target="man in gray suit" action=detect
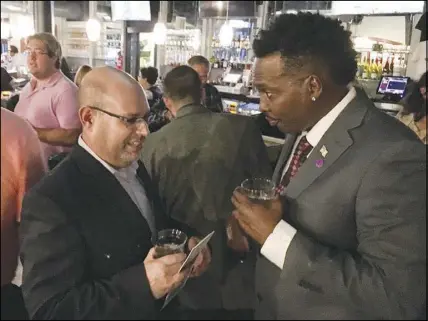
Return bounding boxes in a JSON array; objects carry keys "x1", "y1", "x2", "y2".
[
  {"x1": 142, "y1": 65, "x2": 272, "y2": 319},
  {"x1": 231, "y1": 12, "x2": 426, "y2": 319}
]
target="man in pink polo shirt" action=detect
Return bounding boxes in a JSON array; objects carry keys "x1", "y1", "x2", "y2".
[{"x1": 15, "y1": 32, "x2": 81, "y2": 164}]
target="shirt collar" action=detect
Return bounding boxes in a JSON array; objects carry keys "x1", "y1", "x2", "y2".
[
  {"x1": 306, "y1": 86, "x2": 357, "y2": 147},
  {"x1": 78, "y1": 136, "x2": 139, "y2": 179},
  {"x1": 29, "y1": 70, "x2": 63, "y2": 92}
]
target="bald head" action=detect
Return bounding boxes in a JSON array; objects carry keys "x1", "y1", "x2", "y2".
[
  {"x1": 78, "y1": 66, "x2": 150, "y2": 169},
  {"x1": 78, "y1": 66, "x2": 145, "y2": 111}
]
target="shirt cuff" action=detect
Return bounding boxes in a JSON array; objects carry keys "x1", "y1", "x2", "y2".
[{"x1": 260, "y1": 220, "x2": 297, "y2": 270}]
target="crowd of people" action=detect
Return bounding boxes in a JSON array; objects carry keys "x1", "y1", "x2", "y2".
[{"x1": 1, "y1": 12, "x2": 426, "y2": 320}]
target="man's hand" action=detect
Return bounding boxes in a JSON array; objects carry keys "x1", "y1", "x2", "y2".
[
  {"x1": 231, "y1": 189, "x2": 283, "y2": 245},
  {"x1": 187, "y1": 236, "x2": 211, "y2": 278},
  {"x1": 144, "y1": 247, "x2": 187, "y2": 299}
]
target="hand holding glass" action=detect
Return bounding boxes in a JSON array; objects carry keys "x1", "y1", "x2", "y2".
[
  {"x1": 238, "y1": 178, "x2": 277, "y2": 208},
  {"x1": 154, "y1": 229, "x2": 188, "y2": 259}
]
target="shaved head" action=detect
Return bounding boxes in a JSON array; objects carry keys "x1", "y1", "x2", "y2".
[
  {"x1": 79, "y1": 66, "x2": 143, "y2": 111},
  {"x1": 78, "y1": 66, "x2": 150, "y2": 169}
]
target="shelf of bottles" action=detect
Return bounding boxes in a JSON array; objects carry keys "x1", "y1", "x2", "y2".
[
  {"x1": 164, "y1": 30, "x2": 200, "y2": 66},
  {"x1": 211, "y1": 30, "x2": 252, "y2": 68},
  {"x1": 355, "y1": 44, "x2": 410, "y2": 81},
  {"x1": 64, "y1": 22, "x2": 122, "y2": 61}
]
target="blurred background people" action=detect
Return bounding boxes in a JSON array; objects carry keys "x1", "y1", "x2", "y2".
[
  {"x1": 60, "y1": 57, "x2": 73, "y2": 81},
  {"x1": 1, "y1": 108, "x2": 46, "y2": 320},
  {"x1": 142, "y1": 65, "x2": 271, "y2": 320},
  {"x1": 138, "y1": 66, "x2": 162, "y2": 108},
  {"x1": 397, "y1": 71, "x2": 427, "y2": 143},
  {"x1": 148, "y1": 55, "x2": 224, "y2": 133},
  {"x1": 4, "y1": 45, "x2": 26, "y2": 72},
  {"x1": 188, "y1": 55, "x2": 223, "y2": 113},
  {"x1": 14, "y1": 32, "x2": 81, "y2": 165},
  {"x1": 1, "y1": 66, "x2": 14, "y2": 92},
  {"x1": 74, "y1": 64, "x2": 93, "y2": 88}
]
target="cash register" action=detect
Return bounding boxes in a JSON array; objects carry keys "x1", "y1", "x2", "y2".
[
  {"x1": 373, "y1": 76, "x2": 409, "y2": 114},
  {"x1": 214, "y1": 70, "x2": 248, "y2": 95}
]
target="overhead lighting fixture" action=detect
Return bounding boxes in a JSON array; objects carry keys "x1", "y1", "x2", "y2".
[
  {"x1": 216, "y1": 1, "x2": 223, "y2": 10},
  {"x1": 219, "y1": 1, "x2": 233, "y2": 47},
  {"x1": 275, "y1": 11, "x2": 282, "y2": 15},
  {"x1": 153, "y1": 22, "x2": 167, "y2": 45},
  {"x1": 286, "y1": 10, "x2": 298, "y2": 14},
  {"x1": 86, "y1": 18, "x2": 101, "y2": 41}
]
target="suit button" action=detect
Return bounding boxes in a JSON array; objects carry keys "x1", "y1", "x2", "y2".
[
  {"x1": 105, "y1": 254, "x2": 111, "y2": 259},
  {"x1": 136, "y1": 244, "x2": 141, "y2": 248}
]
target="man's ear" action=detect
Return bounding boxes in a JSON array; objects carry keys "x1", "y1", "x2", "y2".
[
  {"x1": 163, "y1": 97, "x2": 172, "y2": 111},
  {"x1": 79, "y1": 106, "x2": 94, "y2": 128}
]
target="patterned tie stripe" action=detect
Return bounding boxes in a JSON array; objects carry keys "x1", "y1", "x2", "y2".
[{"x1": 277, "y1": 135, "x2": 313, "y2": 194}]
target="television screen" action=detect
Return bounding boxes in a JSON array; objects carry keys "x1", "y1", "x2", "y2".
[
  {"x1": 200, "y1": 1, "x2": 256, "y2": 18},
  {"x1": 111, "y1": 1, "x2": 151, "y2": 21}
]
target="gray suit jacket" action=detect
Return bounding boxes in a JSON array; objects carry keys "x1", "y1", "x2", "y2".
[
  {"x1": 256, "y1": 91, "x2": 426, "y2": 319},
  {"x1": 142, "y1": 104, "x2": 272, "y2": 310}
]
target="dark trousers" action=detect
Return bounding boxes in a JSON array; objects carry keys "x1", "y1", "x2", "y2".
[{"x1": 1, "y1": 283, "x2": 29, "y2": 320}]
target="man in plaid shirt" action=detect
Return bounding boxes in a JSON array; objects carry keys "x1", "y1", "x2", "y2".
[{"x1": 148, "y1": 56, "x2": 223, "y2": 132}]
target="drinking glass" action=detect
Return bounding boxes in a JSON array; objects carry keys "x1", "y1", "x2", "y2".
[
  {"x1": 239, "y1": 178, "x2": 277, "y2": 208},
  {"x1": 154, "y1": 229, "x2": 188, "y2": 259}
]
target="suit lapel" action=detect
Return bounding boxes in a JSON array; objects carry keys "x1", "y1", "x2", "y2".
[
  {"x1": 273, "y1": 133, "x2": 297, "y2": 185},
  {"x1": 70, "y1": 146, "x2": 154, "y2": 235},
  {"x1": 285, "y1": 93, "x2": 370, "y2": 199}
]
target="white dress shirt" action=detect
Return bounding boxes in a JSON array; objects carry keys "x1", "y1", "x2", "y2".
[
  {"x1": 261, "y1": 87, "x2": 357, "y2": 269},
  {"x1": 78, "y1": 136, "x2": 156, "y2": 233}
]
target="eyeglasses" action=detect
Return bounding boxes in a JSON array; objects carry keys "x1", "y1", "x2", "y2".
[
  {"x1": 24, "y1": 48, "x2": 49, "y2": 56},
  {"x1": 89, "y1": 106, "x2": 149, "y2": 129}
]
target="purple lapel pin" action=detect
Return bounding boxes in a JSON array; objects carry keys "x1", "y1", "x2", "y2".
[{"x1": 315, "y1": 159, "x2": 324, "y2": 168}]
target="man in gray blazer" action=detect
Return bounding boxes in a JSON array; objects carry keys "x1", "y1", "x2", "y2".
[
  {"x1": 142, "y1": 65, "x2": 272, "y2": 319},
  {"x1": 231, "y1": 12, "x2": 426, "y2": 319}
]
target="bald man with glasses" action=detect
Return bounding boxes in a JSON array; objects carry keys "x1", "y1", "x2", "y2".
[{"x1": 19, "y1": 66, "x2": 211, "y2": 320}]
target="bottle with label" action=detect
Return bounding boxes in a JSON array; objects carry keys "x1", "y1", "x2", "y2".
[{"x1": 383, "y1": 58, "x2": 390, "y2": 75}]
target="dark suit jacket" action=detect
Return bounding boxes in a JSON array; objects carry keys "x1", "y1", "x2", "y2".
[
  {"x1": 256, "y1": 91, "x2": 426, "y2": 319},
  {"x1": 19, "y1": 145, "x2": 184, "y2": 320},
  {"x1": 142, "y1": 104, "x2": 272, "y2": 310}
]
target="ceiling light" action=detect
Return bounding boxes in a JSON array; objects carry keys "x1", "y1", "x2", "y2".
[
  {"x1": 153, "y1": 22, "x2": 167, "y2": 45},
  {"x1": 86, "y1": 18, "x2": 101, "y2": 41}
]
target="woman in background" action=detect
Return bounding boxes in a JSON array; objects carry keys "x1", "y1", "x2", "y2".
[
  {"x1": 74, "y1": 65, "x2": 92, "y2": 88},
  {"x1": 138, "y1": 67, "x2": 162, "y2": 108},
  {"x1": 397, "y1": 71, "x2": 427, "y2": 144}
]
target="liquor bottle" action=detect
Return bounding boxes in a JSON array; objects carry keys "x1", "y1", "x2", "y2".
[
  {"x1": 389, "y1": 54, "x2": 395, "y2": 74},
  {"x1": 244, "y1": 36, "x2": 251, "y2": 50},
  {"x1": 383, "y1": 58, "x2": 390, "y2": 75}
]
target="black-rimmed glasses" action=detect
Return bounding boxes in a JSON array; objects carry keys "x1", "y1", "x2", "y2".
[{"x1": 89, "y1": 106, "x2": 149, "y2": 128}]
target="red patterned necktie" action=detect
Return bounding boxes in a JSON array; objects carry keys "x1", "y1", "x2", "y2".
[{"x1": 279, "y1": 135, "x2": 313, "y2": 189}]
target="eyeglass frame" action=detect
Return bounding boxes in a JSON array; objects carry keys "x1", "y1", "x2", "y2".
[
  {"x1": 24, "y1": 48, "x2": 51, "y2": 57},
  {"x1": 88, "y1": 106, "x2": 149, "y2": 129}
]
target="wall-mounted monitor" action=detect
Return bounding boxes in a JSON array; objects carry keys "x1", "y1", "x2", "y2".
[{"x1": 111, "y1": 1, "x2": 151, "y2": 21}]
